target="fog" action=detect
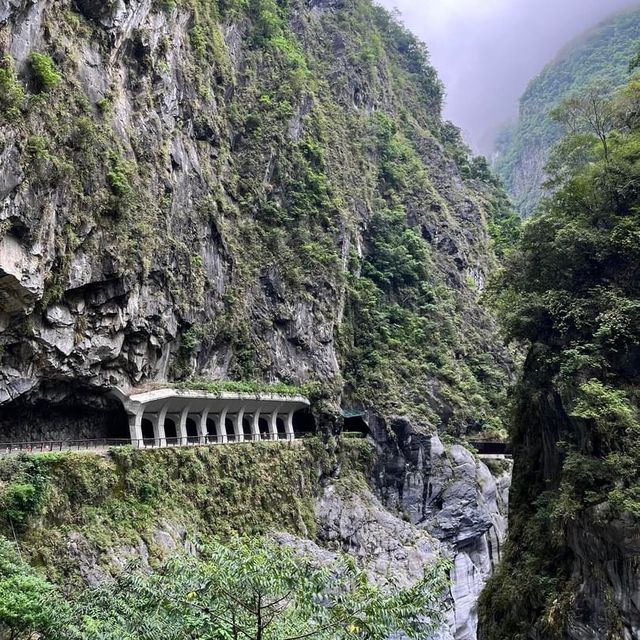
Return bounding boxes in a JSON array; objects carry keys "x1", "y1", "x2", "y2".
[{"x1": 377, "y1": 0, "x2": 640, "y2": 153}]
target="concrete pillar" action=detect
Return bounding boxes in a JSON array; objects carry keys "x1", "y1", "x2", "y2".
[
  {"x1": 148, "y1": 413, "x2": 159, "y2": 448},
  {"x1": 219, "y1": 407, "x2": 228, "y2": 444},
  {"x1": 198, "y1": 407, "x2": 210, "y2": 445},
  {"x1": 233, "y1": 407, "x2": 245, "y2": 443},
  {"x1": 128, "y1": 408, "x2": 144, "y2": 448},
  {"x1": 251, "y1": 408, "x2": 261, "y2": 442},
  {"x1": 285, "y1": 409, "x2": 295, "y2": 441},
  {"x1": 177, "y1": 405, "x2": 190, "y2": 446},
  {"x1": 268, "y1": 406, "x2": 280, "y2": 441},
  {"x1": 157, "y1": 403, "x2": 169, "y2": 447}
]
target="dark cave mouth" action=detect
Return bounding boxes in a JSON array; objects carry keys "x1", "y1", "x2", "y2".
[{"x1": 0, "y1": 381, "x2": 129, "y2": 443}]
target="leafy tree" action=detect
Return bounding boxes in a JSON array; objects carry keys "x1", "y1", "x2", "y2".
[
  {"x1": 62, "y1": 537, "x2": 450, "y2": 640},
  {"x1": 550, "y1": 84, "x2": 616, "y2": 161},
  {"x1": 481, "y1": 67, "x2": 640, "y2": 639},
  {"x1": 0, "y1": 537, "x2": 63, "y2": 640}
]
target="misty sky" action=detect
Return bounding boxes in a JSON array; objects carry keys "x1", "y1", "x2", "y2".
[{"x1": 378, "y1": 0, "x2": 640, "y2": 153}]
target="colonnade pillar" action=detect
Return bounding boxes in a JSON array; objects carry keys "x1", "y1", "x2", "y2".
[
  {"x1": 251, "y1": 410, "x2": 261, "y2": 441},
  {"x1": 285, "y1": 409, "x2": 295, "y2": 440},
  {"x1": 177, "y1": 405, "x2": 190, "y2": 445},
  {"x1": 128, "y1": 400, "x2": 302, "y2": 447},
  {"x1": 128, "y1": 408, "x2": 144, "y2": 447},
  {"x1": 268, "y1": 406, "x2": 280, "y2": 440},
  {"x1": 198, "y1": 408, "x2": 210, "y2": 445},
  {"x1": 157, "y1": 403, "x2": 169, "y2": 447},
  {"x1": 219, "y1": 407, "x2": 228, "y2": 444}
]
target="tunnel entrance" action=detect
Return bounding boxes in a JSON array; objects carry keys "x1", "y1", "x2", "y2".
[
  {"x1": 276, "y1": 418, "x2": 286, "y2": 440},
  {"x1": 292, "y1": 409, "x2": 316, "y2": 437},
  {"x1": 258, "y1": 417, "x2": 269, "y2": 439},
  {"x1": 242, "y1": 417, "x2": 253, "y2": 440},
  {"x1": 342, "y1": 411, "x2": 370, "y2": 438},
  {"x1": 0, "y1": 382, "x2": 129, "y2": 444}
]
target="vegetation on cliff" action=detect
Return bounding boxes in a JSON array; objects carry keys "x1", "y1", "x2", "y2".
[
  {"x1": 0, "y1": 438, "x2": 456, "y2": 640},
  {"x1": 0, "y1": 0, "x2": 514, "y2": 433},
  {"x1": 495, "y1": 8, "x2": 640, "y2": 218},
  {"x1": 480, "y1": 70, "x2": 640, "y2": 638}
]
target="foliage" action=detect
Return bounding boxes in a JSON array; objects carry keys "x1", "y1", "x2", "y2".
[
  {"x1": 176, "y1": 378, "x2": 310, "y2": 397},
  {"x1": 29, "y1": 52, "x2": 62, "y2": 92},
  {"x1": 59, "y1": 537, "x2": 450, "y2": 640},
  {"x1": 0, "y1": 55, "x2": 24, "y2": 118},
  {"x1": 0, "y1": 455, "x2": 50, "y2": 530},
  {"x1": 0, "y1": 440, "x2": 373, "y2": 587},
  {"x1": 496, "y1": 8, "x2": 640, "y2": 217},
  {"x1": 0, "y1": 537, "x2": 64, "y2": 640},
  {"x1": 481, "y1": 69, "x2": 640, "y2": 637}
]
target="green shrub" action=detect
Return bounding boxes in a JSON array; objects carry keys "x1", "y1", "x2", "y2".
[
  {"x1": 0, "y1": 55, "x2": 25, "y2": 117},
  {"x1": 29, "y1": 52, "x2": 62, "y2": 92},
  {"x1": 106, "y1": 155, "x2": 132, "y2": 198},
  {"x1": 2, "y1": 483, "x2": 38, "y2": 526}
]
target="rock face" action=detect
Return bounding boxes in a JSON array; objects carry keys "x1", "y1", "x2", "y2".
[
  {"x1": 0, "y1": 1, "x2": 512, "y2": 636},
  {"x1": 365, "y1": 417, "x2": 510, "y2": 640},
  {"x1": 0, "y1": 0, "x2": 511, "y2": 437}
]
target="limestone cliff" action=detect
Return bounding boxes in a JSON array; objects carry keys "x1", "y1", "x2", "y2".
[
  {"x1": 0, "y1": 0, "x2": 514, "y2": 637},
  {"x1": 0, "y1": 0, "x2": 512, "y2": 433}
]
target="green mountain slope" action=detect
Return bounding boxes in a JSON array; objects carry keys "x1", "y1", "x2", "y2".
[
  {"x1": 495, "y1": 8, "x2": 640, "y2": 218},
  {"x1": 480, "y1": 68, "x2": 640, "y2": 639}
]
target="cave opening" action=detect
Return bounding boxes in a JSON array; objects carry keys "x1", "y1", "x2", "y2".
[
  {"x1": 292, "y1": 409, "x2": 316, "y2": 436},
  {"x1": 343, "y1": 414, "x2": 370, "y2": 438},
  {"x1": 0, "y1": 382, "x2": 129, "y2": 444}
]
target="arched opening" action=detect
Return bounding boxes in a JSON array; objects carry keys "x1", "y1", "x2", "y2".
[
  {"x1": 0, "y1": 382, "x2": 130, "y2": 444},
  {"x1": 165, "y1": 418, "x2": 177, "y2": 445},
  {"x1": 141, "y1": 418, "x2": 155, "y2": 447},
  {"x1": 293, "y1": 409, "x2": 315, "y2": 437},
  {"x1": 276, "y1": 417, "x2": 286, "y2": 440},
  {"x1": 225, "y1": 418, "x2": 235, "y2": 442},
  {"x1": 343, "y1": 415, "x2": 370, "y2": 438},
  {"x1": 258, "y1": 417, "x2": 270, "y2": 440},
  {"x1": 206, "y1": 418, "x2": 218, "y2": 443},
  {"x1": 242, "y1": 417, "x2": 253, "y2": 441},
  {"x1": 186, "y1": 418, "x2": 198, "y2": 444}
]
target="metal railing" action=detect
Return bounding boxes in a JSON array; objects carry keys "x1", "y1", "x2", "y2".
[{"x1": 0, "y1": 432, "x2": 315, "y2": 456}]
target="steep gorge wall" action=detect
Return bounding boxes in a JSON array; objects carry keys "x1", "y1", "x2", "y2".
[
  {"x1": 0, "y1": 0, "x2": 512, "y2": 434},
  {"x1": 0, "y1": 1, "x2": 515, "y2": 636}
]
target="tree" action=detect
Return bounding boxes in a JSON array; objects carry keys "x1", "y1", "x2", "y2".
[
  {"x1": 551, "y1": 84, "x2": 616, "y2": 162},
  {"x1": 62, "y1": 537, "x2": 451, "y2": 640},
  {"x1": 0, "y1": 537, "x2": 63, "y2": 640}
]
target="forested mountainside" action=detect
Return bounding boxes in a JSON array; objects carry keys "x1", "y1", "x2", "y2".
[
  {"x1": 495, "y1": 8, "x2": 640, "y2": 218},
  {"x1": 479, "y1": 71, "x2": 640, "y2": 638},
  {"x1": 0, "y1": 0, "x2": 516, "y2": 435},
  {"x1": 0, "y1": 1, "x2": 517, "y2": 639}
]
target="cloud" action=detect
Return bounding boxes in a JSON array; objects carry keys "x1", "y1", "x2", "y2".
[{"x1": 377, "y1": 0, "x2": 640, "y2": 153}]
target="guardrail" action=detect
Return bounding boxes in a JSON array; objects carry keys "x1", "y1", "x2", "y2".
[{"x1": 0, "y1": 432, "x2": 315, "y2": 456}]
